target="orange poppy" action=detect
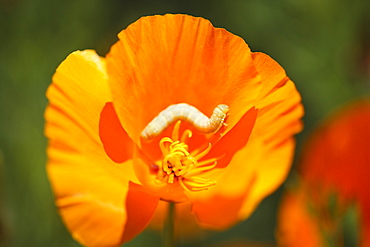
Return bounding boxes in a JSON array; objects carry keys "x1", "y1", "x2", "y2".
[
  {"x1": 45, "y1": 14, "x2": 303, "y2": 246},
  {"x1": 277, "y1": 99, "x2": 370, "y2": 246}
]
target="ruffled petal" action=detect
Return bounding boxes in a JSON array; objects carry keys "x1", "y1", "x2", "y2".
[
  {"x1": 45, "y1": 50, "x2": 152, "y2": 246},
  {"x1": 251, "y1": 52, "x2": 304, "y2": 147},
  {"x1": 238, "y1": 53, "x2": 303, "y2": 217},
  {"x1": 106, "y1": 14, "x2": 262, "y2": 144},
  {"x1": 189, "y1": 52, "x2": 303, "y2": 228}
]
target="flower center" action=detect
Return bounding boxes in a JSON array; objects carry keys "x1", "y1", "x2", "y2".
[{"x1": 155, "y1": 121, "x2": 217, "y2": 192}]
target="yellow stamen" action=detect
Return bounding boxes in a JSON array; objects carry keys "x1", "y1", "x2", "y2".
[
  {"x1": 192, "y1": 143, "x2": 212, "y2": 160},
  {"x1": 156, "y1": 121, "x2": 219, "y2": 192},
  {"x1": 186, "y1": 162, "x2": 217, "y2": 176},
  {"x1": 172, "y1": 120, "x2": 181, "y2": 141},
  {"x1": 196, "y1": 157, "x2": 218, "y2": 167},
  {"x1": 180, "y1": 129, "x2": 192, "y2": 143},
  {"x1": 168, "y1": 173, "x2": 175, "y2": 183}
]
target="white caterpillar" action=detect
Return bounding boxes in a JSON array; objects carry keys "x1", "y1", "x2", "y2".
[{"x1": 141, "y1": 103, "x2": 229, "y2": 140}]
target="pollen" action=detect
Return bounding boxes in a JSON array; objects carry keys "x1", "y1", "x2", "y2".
[{"x1": 155, "y1": 121, "x2": 217, "y2": 192}]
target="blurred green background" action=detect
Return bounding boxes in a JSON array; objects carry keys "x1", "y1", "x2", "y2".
[{"x1": 0, "y1": 0, "x2": 369, "y2": 246}]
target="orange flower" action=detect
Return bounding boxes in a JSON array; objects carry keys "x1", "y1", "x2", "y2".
[
  {"x1": 276, "y1": 185, "x2": 338, "y2": 247},
  {"x1": 277, "y1": 99, "x2": 370, "y2": 246},
  {"x1": 45, "y1": 14, "x2": 303, "y2": 246}
]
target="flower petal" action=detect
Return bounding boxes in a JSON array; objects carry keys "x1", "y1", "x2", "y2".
[
  {"x1": 206, "y1": 107, "x2": 258, "y2": 169},
  {"x1": 190, "y1": 137, "x2": 296, "y2": 229},
  {"x1": 45, "y1": 49, "x2": 137, "y2": 182},
  {"x1": 236, "y1": 55, "x2": 303, "y2": 219},
  {"x1": 187, "y1": 108, "x2": 260, "y2": 229},
  {"x1": 99, "y1": 102, "x2": 133, "y2": 163},
  {"x1": 237, "y1": 138, "x2": 296, "y2": 219},
  {"x1": 45, "y1": 50, "x2": 150, "y2": 246},
  {"x1": 54, "y1": 178, "x2": 159, "y2": 246},
  {"x1": 121, "y1": 182, "x2": 160, "y2": 243},
  {"x1": 190, "y1": 53, "x2": 303, "y2": 228},
  {"x1": 106, "y1": 14, "x2": 262, "y2": 144},
  {"x1": 53, "y1": 167, "x2": 159, "y2": 246},
  {"x1": 192, "y1": 194, "x2": 248, "y2": 229},
  {"x1": 251, "y1": 52, "x2": 304, "y2": 147}
]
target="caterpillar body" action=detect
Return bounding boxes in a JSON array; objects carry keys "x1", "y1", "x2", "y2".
[{"x1": 141, "y1": 103, "x2": 229, "y2": 140}]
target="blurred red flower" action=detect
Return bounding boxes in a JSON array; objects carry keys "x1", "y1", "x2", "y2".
[{"x1": 277, "y1": 99, "x2": 370, "y2": 246}]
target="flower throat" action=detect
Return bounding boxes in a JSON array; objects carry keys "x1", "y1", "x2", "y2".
[{"x1": 155, "y1": 121, "x2": 218, "y2": 192}]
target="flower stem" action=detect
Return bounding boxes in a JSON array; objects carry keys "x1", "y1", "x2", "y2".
[{"x1": 163, "y1": 202, "x2": 176, "y2": 247}]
